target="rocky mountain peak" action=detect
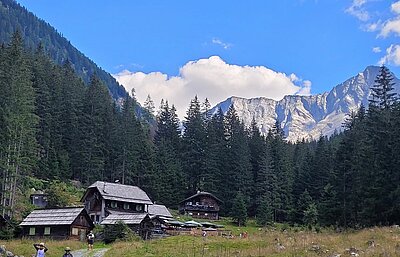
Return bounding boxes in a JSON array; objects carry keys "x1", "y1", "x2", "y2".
[{"x1": 211, "y1": 66, "x2": 399, "y2": 141}]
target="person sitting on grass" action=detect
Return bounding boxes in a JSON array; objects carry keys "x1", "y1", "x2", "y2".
[
  {"x1": 33, "y1": 242, "x2": 48, "y2": 257},
  {"x1": 62, "y1": 247, "x2": 73, "y2": 257},
  {"x1": 87, "y1": 230, "x2": 95, "y2": 251}
]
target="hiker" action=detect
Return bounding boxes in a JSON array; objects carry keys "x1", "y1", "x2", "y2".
[
  {"x1": 87, "y1": 230, "x2": 95, "y2": 250},
  {"x1": 62, "y1": 247, "x2": 73, "y2": 257},
  {"x1": 33, "y1": 242, "x2": 48, "y2": 257}
]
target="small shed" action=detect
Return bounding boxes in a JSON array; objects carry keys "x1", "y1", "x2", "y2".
[
  {"x1": 148, "y1": 204, "x2": 173, "y2": 219},
  {"x1": 20, "y1": 207, "x2": 94, "y2": 240},
  {"x1": 30, "y1": 190, "x2": 48, "y2": 208},
  {"x1": 101, "y1": 212, "x2": 153, "y2": 240}
]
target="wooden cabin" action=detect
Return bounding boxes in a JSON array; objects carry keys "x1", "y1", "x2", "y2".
[
  {"x1": 30, "y1": 190, "x2": 48, "y2": 208},
  {"x1": 148, "y1": 204, "x2": 173, "y2": 219},
  {"x1": 20, "y1": 207, "x2": 94, "y2": 240},
  {"x1": 81, "y1": 181, "x2": 153, "y2": 224},
  {"x1": 179, "y1": 192, "x2": 222, "y2": 220},
  {"x1": 148, "y1": 204, "x2": 173, "y2": 226},
  {"x1": 101, "y1": 212, "x2": 153, "y2": 240}
]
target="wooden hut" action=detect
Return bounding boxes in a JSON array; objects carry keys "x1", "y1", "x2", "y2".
[
  {"x1": 101, "y1": 212, "x2": 153, "y2": 240},
  {"x1": 20, "y1": 207, "x2": 94, "y2": 240},
  {"x1": 179, "y1": 192, "x2": 222, "y2": 220},
  {"x1": 30, "y1": 190, "x2": 48, "y2": 208}
]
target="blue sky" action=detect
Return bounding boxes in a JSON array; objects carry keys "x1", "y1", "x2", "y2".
[{"x1": 16, "y1": 0, "x2": 400, "y2": 115}]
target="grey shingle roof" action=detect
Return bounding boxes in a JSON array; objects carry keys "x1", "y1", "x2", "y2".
[
  {"x1": 180, "y1": 191, "x2": 223, "y2": 204},
  {"x1": 87, "y1": 181, "x2": 153, "y2": 205},
  {"x1": 148, "y1": 204, "x2": 173, "y2": 218},
  {"x1": 20, "y1": 207, "x2": 85, "y2": 226},
  {"x1": 101, "y1": 212, "x2": 149, "y2": 225}
]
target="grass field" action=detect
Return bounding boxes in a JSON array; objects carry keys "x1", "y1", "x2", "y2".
[{"x1": 2, "y1": 223, "x2": 400, "y2": 257}]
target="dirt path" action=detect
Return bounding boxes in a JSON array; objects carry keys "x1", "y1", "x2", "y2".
[{"x1": 71, "y1": 248, "x2": 109, "y2": 257}]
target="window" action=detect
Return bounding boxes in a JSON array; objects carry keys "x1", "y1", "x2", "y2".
[
  {"x1": 96, "y1": 215, "x2": 100, "y2": 223},
  {"x1": 90, "y1": 215, "x2": 95, "y2": 221},
  {"x1": 111, "y1": 201, "x2": 117, "y2": 208},
  {"x1": 123, "y1": 203, "x2": 130, "y2": 210},
  {"x1": 44, "y1": 227, "x2": 50, "y2": 235},
  {"x1": 135, "y1": 205, "x2": 143, "y2": 211},
  {"x1": 72, "y1": 227, "x2": 79, "y2": 236},
  {"x1": 29, "y1": 227, "x2": 35, "y2": 236}
]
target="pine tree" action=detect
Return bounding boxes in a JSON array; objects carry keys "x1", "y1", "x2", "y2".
[
  {"x1": 267, "y1": 119, "x2": 293, "y2": 222},
  {"x1": 182, "y1": 96, "x2": 207, "y2": 194},
  {"x1": 248, "y1": 117, "x2": 266, "y2": 215},
  {"x1": 0, "y1": 31, "x2": 38, "y2": 217},
  {"x1": 232, "y1": 191, "x2": 248, "y2": 226},
  {"x1": 369, "y1": 66, "x2": 397, "y2": 109},
  {"x1": 256, "y1": 194, "x2": 274, "y2": 226},
  {"x1": 143, "y1": 94, "x2": 155, "y2": 121},
  {"x1": 202, "y1": 108, "x2": 225, "y2": 196},
  {"x1": 59, "y1": 61, "x2": 86, "y2": 180},
  {"x1": 221, "y1": 105, "x2": 252, "y2": 215},
  {"x1": 153, "y1": 101, "x2": 185, "y2": 207},
  {"x1": 78, "y1": 75, "x2": 114, "y2": 183}
]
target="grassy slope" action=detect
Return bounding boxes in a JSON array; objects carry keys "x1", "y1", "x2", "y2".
[
  {"x1": 3, "y1": 226, "x2": 400, "y2": 257},
  {"x1": 0, "y1": 239, "x2": 86, "y2": 257},
  {"x1": 103, "y1": 226, "x2": 400, "y2": 257}
]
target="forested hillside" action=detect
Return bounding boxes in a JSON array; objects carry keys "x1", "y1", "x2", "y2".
[
  {"x1": 1, "y1": 32, "x2": 400, "y2": 231},
  {"x1": 0, "y1": 0, "x2": 127, "y2": 99}
]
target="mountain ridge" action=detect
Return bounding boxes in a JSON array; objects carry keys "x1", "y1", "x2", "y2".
[{"x1": 211, "y1": 66, "x2": 400, "y2": 141}]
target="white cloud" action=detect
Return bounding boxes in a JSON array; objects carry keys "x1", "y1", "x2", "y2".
[
  {"x1": 211, "y1": 38, "x2": 232, "y2": 49},
  {"x1": 297, "y1": 80, "x2": 312, "y2": 95},
  {"x1": 345, "y1": 0, "x2": 370, "y2": 22},
  {"x1": 392, "y1": 1, "x2": 400, "y2": 14},
  {"x1": 379, "y1": 44, "x2": 400, "y2": 66},
  {"x1": 362, "y1": 21, "x2": 381, "y2": 32},
  {"x1": 113, "y1": 56, "x2": 311, "y2": 118},
  {"x1": 379, "y1": 17, "x2": 400, "y2": 37},
  {"x1": 372, "y1": 46, "x2": 381, "y2": 53}
]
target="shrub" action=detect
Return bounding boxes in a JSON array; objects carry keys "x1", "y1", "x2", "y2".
[{"x1": 103, "y1": 221, "x2": 139, "y2": 244}]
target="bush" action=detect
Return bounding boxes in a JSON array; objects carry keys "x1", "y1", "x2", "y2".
[{"x1": 103, "y1": 221, "x2": 139, "y2": 244}]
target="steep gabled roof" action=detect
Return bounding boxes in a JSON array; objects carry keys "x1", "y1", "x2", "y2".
[
  {"x1": 101, "y1": 212, "x2": 149, "y2": 225},
  {"x1": 20, "y1": 207, "x2": 93, "y2": 227},
  {"x1": 82, "y1": 181, "x2": 153, "y2": 205},
  {"x1": 148, "y1": 204, "x2": 173, "y2": 218},
  {"x1": 180, "y1": 192, "x2": 223, "y2": 204}
]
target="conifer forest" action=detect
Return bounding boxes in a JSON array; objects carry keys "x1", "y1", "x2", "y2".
[{"x1": 1, "y1": 31, "x2": 400, "y2": 229}]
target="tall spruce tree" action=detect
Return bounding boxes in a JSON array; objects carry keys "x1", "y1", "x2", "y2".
[
  {"x1": 153, "y1": 101, "x2": 185, "y2": 206},
  {"x1": 182, "y1": 96, "x2": 207, "y2": 194},
  {"x1": 0, "y1": 31, "x2": 38, "y2": 217},
  {"x1": 79, "y1": 76, "x2": 114, "y2": 183},
  {"x1": 221, "y1": 105, "x2": 252, "y2": 215}
]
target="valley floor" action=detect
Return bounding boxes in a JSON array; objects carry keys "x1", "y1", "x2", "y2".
[{"x1": 2, "y1": 226, "x2": 400, "y2": 257}]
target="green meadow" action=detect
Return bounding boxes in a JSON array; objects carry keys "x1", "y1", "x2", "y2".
[{"x1": 3, "y1": 222, "x2": 400, "y2": 257}]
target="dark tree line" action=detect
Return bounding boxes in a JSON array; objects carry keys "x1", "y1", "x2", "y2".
[
  {"x1": 0, "y1": 32, "x2": 154, "y2": 219},
  {"x1": 1, "y1": 33, "x2": 400, "y2": 228}
]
